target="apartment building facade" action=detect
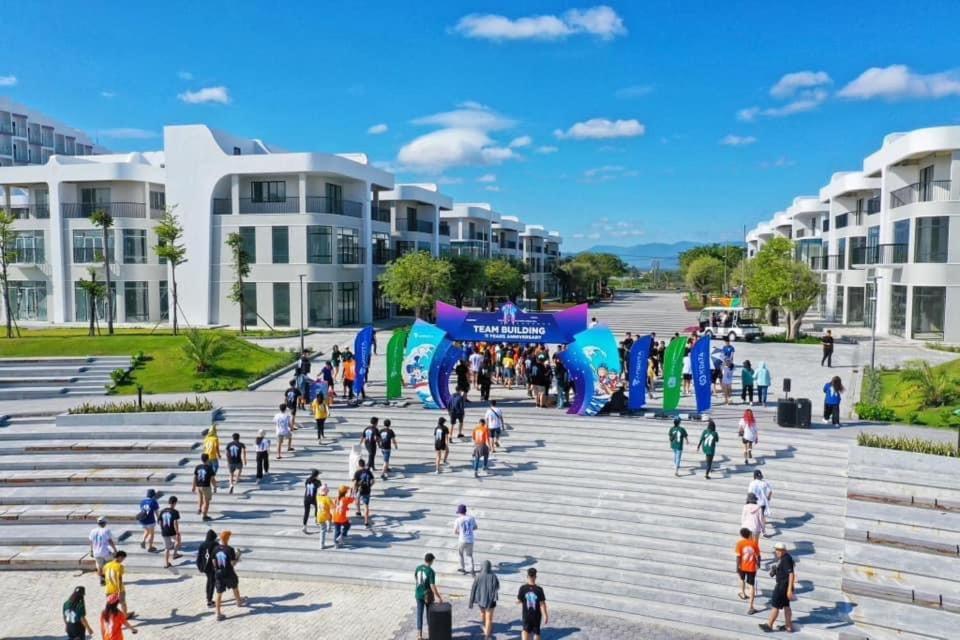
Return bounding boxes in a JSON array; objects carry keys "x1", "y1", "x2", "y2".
[{"x1": 746, "y1": 125, "x2": 960, "y2": 343}]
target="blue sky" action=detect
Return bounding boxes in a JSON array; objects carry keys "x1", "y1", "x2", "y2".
[{"x1": 4, "y1": 1, "x2": 960, "y2": 251}]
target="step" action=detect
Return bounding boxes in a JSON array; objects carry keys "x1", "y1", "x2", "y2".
[
  {"x1": 842, "y1": 566, "x2": 960, "y2": 613},
  {"x1": 0, "y1": 468, "x2": 175, "y2": 485},
  {"x1": 0, "y1": 439, "x2": 199, "y2": 454},
  {"x1": 0, "y1": 453, "x2": 189, "y2": 470},
  {"x1": 848, "y1": 591, "x2": 960, "y2": 639}
]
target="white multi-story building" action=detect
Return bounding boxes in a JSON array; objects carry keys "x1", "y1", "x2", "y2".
[
  {"x1": 747, "y1": 125, "x2": 960, "y2": 342},
  {"x1": 0, "y1": 106, "x2": 562, "y2": 327},
  {"x1": 0, "y1": 98, "x2": 100, "y2": 167},
  {"x1": 493, "y1": 215, "x2": 523, "y2": 262}
]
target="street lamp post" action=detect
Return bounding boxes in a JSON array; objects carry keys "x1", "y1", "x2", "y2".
[
  {"x1": 298, "y1": 274, "x2": 306, "y2": 354},
  {"x1": 867, "y1": 275, "x2": 882, "y2": 371}
]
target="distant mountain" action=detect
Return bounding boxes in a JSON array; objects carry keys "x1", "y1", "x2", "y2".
[{"x1": 582, "y1": 241, "x2": 701, "y2": 270}]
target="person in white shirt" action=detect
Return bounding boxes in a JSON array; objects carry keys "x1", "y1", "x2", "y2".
[
  {"x1": 468, "y1": 350, "x2": 484, "y2": 387},
  {"x1": 254, "y1": 429, "x2": 271, "y2": 485},
  {"x1": 274, "y1": 404, "x2": 294, "y2": 460},
  {"x1": 88, "y1": 516, "x2": 117, "y2": 586},
  {"x1": 738, "y1": 409, "x2": 759, "y2": 464},
  {"x1": 748, "y1": 469, "x2": 774, "y2": 537},
  {"x1": 454, "y1": 504, "x2": 478, "y2": 575},
  {"x1": 589, "y1": 317, "x2": 598, "y2": 328},
  {"x1": 484, "y1": 401, "x2": 505, "y2": 452}
]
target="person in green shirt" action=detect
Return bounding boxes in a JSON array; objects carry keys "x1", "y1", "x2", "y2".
[
  {"x1": 741, "y1": 360, "x2": 755, "y2": 406},
  {"x1": 697, "y1": 419, "x2": 720, "y2": 479},
  {"x1": 63, "y1": 585, "x2": 94, "y2": 639},
  {"x1": 668, "y1": 417, "x2": 689, "y2": 477},
  {"x1": 414, "y1": 552, "x2": 443, "y2": 640}
]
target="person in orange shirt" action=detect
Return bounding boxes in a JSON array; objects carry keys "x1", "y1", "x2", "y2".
[
  {"x1": 342, "y1": 357, "x2": 356, "y2": 401},
  {"x1": 471, "y1": 419, "x2": 492, "y2": 478},
  {"x1": 332, "y1": 485, "x2": 355, "y2": 548},
  {"x1": 735, "y1": 527, "x2": 761, "y2": 614}
]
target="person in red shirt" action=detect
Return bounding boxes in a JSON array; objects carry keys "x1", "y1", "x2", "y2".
[
  {"x1": 471, "y1": 419, "x2": 492, "y2": 478},
  {"x1": 332, "y1": 485, "x2": 355, "y2": 548},
  {"x1": 735, "y1": 527, "x2": 761, "y2": 614}
]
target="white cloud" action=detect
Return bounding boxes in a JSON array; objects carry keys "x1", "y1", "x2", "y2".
[
  {"x1": 413, "y1": 103, "x2": 515, "y2": 131},
  {"x1": 535, "y1": 145, "x2": 559, "y2": 154},
  {"x1": 435, "y1": 176, "x2": 464, "y2": 185},
  {"x1": 760, "y1": 156, "x2": 795, "y2": 169},
  {"x1": 587, "y1": 232, "x2": 602, "y2": 240},
  {"x1": 571, "y1": 232, "x2": 586, "y2": 239},
  {"x1": 581, "y1": 165, "x2": 638, "y2": 183},
  {"x1": 453, "y1": 5, "x2": 625, "y2": 41},
  {"x1": 738, "y1": 89, "x2": 828, "y2": 121},
  {"x1": 770, "y1": 71, "x2": 831, "y2": 98},
  {"x1": 367, "y1": 123, "x2": 388, "y2": 135},
  {"x1": 484, "y1": 185, "x2": 501, "y2": 192},
  {"x1": 838, "y1": 64, "x2": 960, "y2": 100},
  {"x1": 0, "y1": 75, "x2": 17, "y2": 87},
  {"x1": 178, "y1": 86, "x2": 230, "y2": 105},
  {"x1": 100, "y1": 91, "x2": 116, "y2": 99},
  {"x1": 615, "y1": 85, "x2": 654, "y2": 99},
  {"x1": 720, "y1": 134, "x2": 757, "y2": 146},
  {"x1": 508, "y1": 135, "x2": 532, "y2": 148},
  {"x1": 584, "y1": 165, "x2": 624, "y2": 178},
  {"x1": 476, "y1": 173, "x2": 497, "y2": 183},
  {"x1": 177, "y1": 71, "x2": 193, "y2": 80},
  {"x1": 554, "y1": 118, "x2": 645, "y2": 140},
  {"x1": 397, "y1": 128, "x2": 517, "y2": 173},
  {"x1": 99, "y1": 128, "x2": 159, "y2": 139}
]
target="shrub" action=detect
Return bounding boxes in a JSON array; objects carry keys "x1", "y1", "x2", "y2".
[
  {"x1": 68, "y1": 396, "x2": 214, "y2": 414},
  {"x1": 855, "y1": 403, "x2": 896, "y2": 422},
  {"x1": 900, "y1": 359, "x2": 959, "y2": 408},
  {"x1": 760, "y1": 334, "x2": 820, "y2": 345},
  {"x1": 861, "y1": 367, "x2": 884, "y2": 406},
  {"x1": 110, "y1": 368, "x2": 131, "y2": 386},
  {"x1": 857, "y1": 432, "x2": 958, "y2": 457}
]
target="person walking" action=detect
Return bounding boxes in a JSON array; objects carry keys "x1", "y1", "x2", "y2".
[
  {"x1": 191, "y1": 453, "x2": 217, "y2": 521},
  {"x1": 225, "y1": 432, "x2": 247, "y2": 494},
  {"x1": 478, "y1": 356, "x2": 493, "y2": 402},
  {"x1": 739, "y1": 409, "x2": 759, "y2": 464},
  {"x1": 741, "y1": 360, "x2": 755, "y2": 405},
  {"x1": 455, "y1": 359, "x2": 471, "y2": 401},
  {"x1": 158, "y1": 496, "x2": 182, "y2": 568},
  {"x1": 212, "y1": 530, "x2": 246, "y2": 621},
  {"x1": 735, "y1": 527, "x2": 761, "y2": 615},
  {"x1": 696, "y1": 419, "x2": 720, "y2": 479},
  {"x1": 502, "y1": 351, "x2": 516, "y2": 390},
  {"x1": 352, "y1": 458, "x2": 375, "y2": 528},
  {"x1": 448, "y1": 389, "x2": 466, "y2": 439},
  {"x1": 434, "y1": 417, "x2": 450, "y2": 474},
  {"x1": 254, "y1": 429, "x2": 270, "y2": 485},
  {"x1": 89, "y1": 516, "x2": 118, "y2": 587},
  {"x1": 360, "y1": 417, "x2": 381, "y2": 472},
  {"x1": 681, "y1": 352, "x2": 693, "y2": 395},
  {"x1": 485, "y1": 400, "x2": 504, "y2": 452},
  {"x1": 721, "y1": 360, "x2": 735, "y2": 405},
  {"x1": 669, "y1": 417, "x2": 689, "y2": 477},
  {"x1": 741, "y1": 493, "x2": 764, "y2": 542},
  {"x1": 100, "y1": 594, "x2": 137, "y2": 639},
  {"x1": 754, "y1": 362, "x2": 771, "y2": 406},
  {"x1": 332, "y1": 485, "x2": 355, "y2": 548},
  {"x1": 342, "y1": 354, "x2": 356, "y2": 401},
  {"x1": 196, "y1": 529, "x2": 218, "y2": 608},
  {"x1": 316, "y1": 483, "x2": 334, "y2": 549},
  {"x1": 469, "y1": 560, "x2": 500, "y2": 640},
  {"x1": 379, "y1": 419, "x2": 397, "y2": 480},
  {"x1": 414, "y1": 553, "x2": 444, "y2": 640},
  {"x1": 518, "y1": 567, "x2": 549, "y2": 640},
  {"x1": 284, "y1": 379, "x2": 301, "y2": 430},
  {"x1": 472, "y1": 418, "x2": 492, "y2": 478},
  {"x1": 823, "y1": 376, "x2": 844, "y2": 426},
  {"x1": 759, "y1": 543, "x2": 796, "y2": 633},
  {"x1": 202, "y1": 425, "x2": 222, "y2": 475},
  {"x1": 302, "y1": 469, "x2": 321, "y2": 533},
  {"x1": 63, "y1": 586, "x2": 94, "y2": 640},
  {"x1": 274, "y1": 404, "x2": 294, "y2": 459},
  {"x1": 311, "y1": 390, "x2": 329, "y2": 444},
  {"x1": 331, "y1": 345, "x2": 342, "y2": 381},
  {"x1": 136, "y1": 488, "x2": 160, "y2": 553},
  {"x1": 749, "y1": 470, "x2": 774, "y2": 537},
  {"x1": 103, "y1": 550, "x2": 134, "y2": 619},
  {"x1": 454, "y1": 504, "x2": 478, "y2": 575},
  {"x1": 821, "y1": 329, "x2": 834, "y2": 367}
]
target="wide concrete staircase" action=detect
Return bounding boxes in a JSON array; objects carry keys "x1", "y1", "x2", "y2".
[{"x1": 0, "y1": 356, "x2": 130, "y2": 400}]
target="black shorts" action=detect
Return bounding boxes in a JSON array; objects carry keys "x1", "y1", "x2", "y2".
[
  {"x1": 770, "y1": 584, "x2": 791, "y2": 609},
  {"x1": 738, "y1": 570, "x2": 756, "y2": 585},
  {"x1": 435, "y1": 442, "x2": 447, "y2": 452},
  {"x1": 286, "y1": 403, "x2": 298, "y2": 415},
  {"x1": 215, "y1": 573, "x2": 238, "y2": 593},
  {"x1": 712, "y1": 369, "x2": 722, "y2": 383},
  {"x1": 228, "y1": 462, "x2": 242, "y2": 474},
  {"x1": 682, "y1": 373, "x2": 692, "y2": 382},
  {"x1": 522, "y1": 618, "x2": 542, "y2": 634}
]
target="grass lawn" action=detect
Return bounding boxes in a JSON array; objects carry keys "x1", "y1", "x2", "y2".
[
  {"x1": 0, "y1": 328, "x2": 294, "y2": 394},
  {"x1": 873, "y1": 358, "x2": 960, "y2": 428}
]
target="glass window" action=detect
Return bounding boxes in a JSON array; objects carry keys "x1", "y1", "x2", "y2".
[
  {"x1": 273, "y1": 282, "x2": 290, "y2": 327},
  {"x1": 307, "y1": 283, "x2": 333, "y2": 326},
  {"x1": 890, "y1": 285, "x2": 907, "y2": 337},
  {"x1": 849, "y1": 236, "x2": 866, "y2": 264},
  {"x1": 372, "y1": 232, "x2": 390, "y2": 264},
  {"x1": 9, "y1": 281, "x2": 47, "y2": 320},
  {"x1": 124, "y1": 281, "x2": 149, "y2": 322},
  {"x1": 835, "y1": 213, "x2": 848, "y2": 229},
  {"x1": 834, "y1": 287, "x2": 844, "y2": 323},
  {"x1": 80, "y1": 187, "x2": 110, "y2": 205},
  {"x1": 914, "y1": 216, "x2": 948, "y2": 263},
  {"x1": 149, "y1": 190, "x2": 165, "y2": 210},
  {"x1": 74, "y1": 281, "x2": 116, "y2": 322},
  {"x1": 122, "y1": 229, "x2": 147, "y2": 264},
  {"x1": 337, "y1": 227, "x2": 360, "y2": 264},
  {"x1": 847, "y1": 287, "x2": 865, "y2": 325},
  {"x1": 242, "y1": 282, "x2": 258, "y2": 327},
  {"x1": 271, "y1": 226, "x2": 289, "y2": 264},
  {"x1": 912, "y1": 286, "x2": 945, "y2": 340},
  {"x1": 325, "y1": 183, "x2": 343, "y2": 212},
  {"x1": 338, "y1": 282, "x2": 360, "y2": 325},
  {"x1": 72, "y1": 229, "x2": 114, "y2": 263},
  {"x1": 822, "y1": 218, "x2": 830, "y2": 232},
  {"x1": 251, "y1": 181, "x2": 286, "y2": 203},
  {"x1": 239, "y1": 227, "x2": 256, "y2": 264},
  {"x1": 836, "y1": 237, "x2": 846, "y2": 269},
  {"x1": 159, "y1": 280, "x2": 169, "y2": 320},
  {"x1": 395, "y1": 240, "x2": 415, "y2": 257},
  {"x1": 373, "y1": 281, "x2": 390, "y2": 320},
  {"x1": 13, "y1": 231, "x2": 44, "y2": 263},
  {"x1": 307, "y1": 226, "x2": 332, "y2": 264}
]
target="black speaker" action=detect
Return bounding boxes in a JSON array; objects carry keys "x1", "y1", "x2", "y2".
[
  {"x1": 428, "y1": 602, "x2": 452, "y2": 640},
  {"x1": 777, "y1": 399, "x2": 798, "y2": 427},
  {"x1": 783, "y1": 378, "x2": 792, "y2": 393},
  {"x1": 795, "y1": 398, "x2": 812, "y2": 428}
]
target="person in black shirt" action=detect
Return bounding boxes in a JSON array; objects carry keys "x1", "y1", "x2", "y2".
[
  {"x1": 760, "y1": 542, "x2": 796, "y2": 633},
  {"x1": 225, "y1": 433, "x2": 247, "y2": 494},
  {"x1": 297, "y1": 350, "x2": 311, "y2": 376},
  {"x1": 302, "y1": 469, "x2": 321, "y2": 533},
  {"x1": 478, "y1": 357, "x2": 492, "y2": 402},
  {"x1": 359, "y1": 417, "x2": 381, "y2": 471},
  {"x1": 212, "y1": 530, "x2": 246, "y2": 621},
  {"x1": 196, "y1": 530, "x2": 218, "y2": 608},
  {"x1": 284, "y1": 380, "x2": 301, "y2": 430},
  {"x1": 434, "y1": 418, "x2": 450, "y2": 473},
  {"x1": 158, "y1": 496, "x2": 181, "y2": 568},
  {"x1": 191, "y1": 453, "x2": 217, "y2": 521},
  {"x1": 448, "y1": 390, "x2": 466, "y2": 439},
  {"x1": 517, "y1": 567, "x2": 548, "y2": 640},
  {"x1": 821, "y1": 330, "x2": 834, "y2": 367},
  {"x1": 455, "y1": 359, "x2": 470, "y2": 400},
  {"x1": 352, "y1": 459, "x2": 375, "y2": 528},
  {"x1": 379, "y1": 419, "x2": 397, "y2": 480}
]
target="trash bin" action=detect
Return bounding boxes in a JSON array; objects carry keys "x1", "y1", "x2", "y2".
[
  {"x1": 795, "y1": 398, "x2": 812, "y2": 428},
  {"x1": 427, "y1": 601, "x2": 452, "y2": 640},
  {"x1": 776, "y1": 399, "x2": 798, "y2": 428}
]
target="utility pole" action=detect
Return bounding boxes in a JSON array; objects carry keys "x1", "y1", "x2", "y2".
[
  {"x1": 867, "y1": 275, "x2": 882, "y2": 371},
  {"x1": 298, "y1": 274, "x2": 306, "y2": 353}
]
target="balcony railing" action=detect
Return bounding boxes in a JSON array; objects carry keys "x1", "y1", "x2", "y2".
[
  {"x1": 0, "y1": 123, "x2": 12, "y2": 134},
  {"x1": 239, "y1": 197, "x2": 300, "y2": 214},
  {"x1": 808, "y1": 255, "x2": 840, "y2": 271},
  {"x1": 13, "y1": 248, "x2": 44, "y2": 264},
  {"x1": 306, "y1": 196, "x2": 362, "y2": 217},
  {"x1": 372, "y1": 207, "x2": 391, "y2": 224},
  {"x1": 27, "y1": 132, "x2": 42, "y2": 145},
  {"x1": 372, "y1": 246, "x2": 393, "y2": 265},
  {"x1": 12, "y1": 152, "x2": 28, "y2": 163},
  {"x1": 890, "y1": 180, "x2": 952, "y2": 208},
  {"x1": 61, "y1": 202, "x2": 147, "y2": 219},
  {"x1": 399, "y1": 218, "x2": 433, "y2": 233},
  {"x1": 73, "y1": 246, "x2": 114, "y2": 263},
  {"x1": 851, "y1": 243, "x2": 908, "y2": 265},
  {"x1": 0, "y1": 143, "x2": 10, "y2": 155},
  {"x1": 338, "y1": 245, "x2": 365, "y2": 265}
]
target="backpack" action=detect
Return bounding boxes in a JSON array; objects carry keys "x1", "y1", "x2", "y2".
[
  {"x1": 196, "y1": 543, "x2": 213, "y2": 573},
  {"x1": 135, "y1": 506, "x2": 150, "y2": 523}
]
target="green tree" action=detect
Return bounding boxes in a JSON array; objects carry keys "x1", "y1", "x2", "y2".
[
  {"x1": 75, "y1": 267, "x2": 106, "y2": 337},
  {"x1": 446, "y1": 254, "x2": 487, "y2": 308},
  {"x1": 746, "y1": 237, "x2": 821, "y2": 340},
  {"x1": 685, "y1": 255, "x2": 724, "y2": 304},
  {"x1": 153, "y1": 208, "x2": 187, "y2": 335},
  {"x1": 679, "y1": 244, "x2": 746, "y2": 292},
  {"x1": 225, "y1": 232, "x2": 251, "y2": 334},
  {"x1": 181, "y1": 329, "x2": 229, "y2": 373},
  {"x1": 381, "y1": 251, "x2": 452, "y2": 319},
  {"x1": 89, "y1": 209, "x2": 115, "y2": 335},
  {"x1": 484, "y1": 258, "x2": 524, "y2": 302},
  {"x1": 0, "y1": 210, "x2": 17, "y2": 338}
]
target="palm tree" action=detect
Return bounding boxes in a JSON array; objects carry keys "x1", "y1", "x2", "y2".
[
  {"x1": 225, "y1": 232, "x2": 251, "y2": 334},
  {"x1": 0, "y1": 209, "x2": 17, "y2": 338},
  {"x1": 181, "y1": 329, "x2": 229, "y2": 373},
  {"x1": 901, "y1": 360, "x2": 958, "y2": 408},
  {"x1": 76, "y1": 267, "x2": 106, "y2": 336},
  {"x1": 89, "y1": 209, "x2": 115, "y2": 335},
  {"x1": 153, "y1": 208, "x2": 187, "y2": 334}
]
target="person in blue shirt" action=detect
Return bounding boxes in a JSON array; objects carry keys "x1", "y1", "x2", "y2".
[
  {"x1": 823, "y1": 376, "x2": 844, "y2": 425},
  {"x1": 138, "y1": 488, "x2": 160, "y2": 553},
  {"x1": 721, "y1": 336, "x2": 736, "y2": 364}
]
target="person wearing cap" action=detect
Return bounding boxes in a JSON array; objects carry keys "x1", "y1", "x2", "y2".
[
  {"x1": 668, "y1": 417, "x2": 689, "y2": 477},
  {"x1": 212, "y1": 530, "x2": 246, "y2": 621},
  {"x1": 316, "y1": 482, "x2": 334, "y2": 549},
  {"x1": 760, "y1": 542, "x2": 796, "y2": 633},
  {"x1": 454, "y1": 504, "x2": 479, "y2": 575},
  {"x1": 103, "y1": 550, "x2": 134, "y2": 619},
  {"x1": 100, "y1": 592, "x2": 137, "y2": 638},
  {"x1": 137, "y1": 488, "x2": 160, "y2": 553},
  {"x1": 434, "y1": 417, "x2": 450, "y2": 474},
  {"x1": 414, "y1": 552, "x2": 443, "y2": 640},
  {"x1": 254, "y1": 429, "x2": 271, "y2": 485},
  {"x1": 89, "y1": 516, "x2": 117, "y2": 586},
  {"x1": 517, "y1": 567, "x2": 548, "y2": 640}
]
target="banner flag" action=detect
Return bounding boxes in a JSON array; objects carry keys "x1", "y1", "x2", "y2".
[
  {"x1": 386, "y1": 327, "x2": 409, "y2": 400},
  {"x1": 691, "y1": 336, "x2": 712, "y2": 413},
  {"x1": 352, "y1": 326, "x2": 375, "y2": 397},
  {"x1": 402, "y1": 320, "x2": 447, "y2": 409},
  {"x1": 661, "y1": 336, "x2": 688, "y2": 411},
  {"x1": 627, "y1": 335, "x2": 654, "y2": 410}
]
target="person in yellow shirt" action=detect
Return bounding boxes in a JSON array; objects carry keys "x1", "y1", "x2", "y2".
[
  {"x1": 103, "y1": 550, "x2": 135, "y2": 619},
  {"x1": 311, "y1": 392, "x2": 330, "y2": 444},
  {"x1": 203, "y1": 425, "x2": 222, "y2": 475},
  {"x1": 316, "y1": 483, "x2": 334, "y2": 549}
]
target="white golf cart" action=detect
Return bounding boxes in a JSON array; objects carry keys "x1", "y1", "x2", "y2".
[{"x1": 697, "y1": 307, "x2": 764, "y2": 342}]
